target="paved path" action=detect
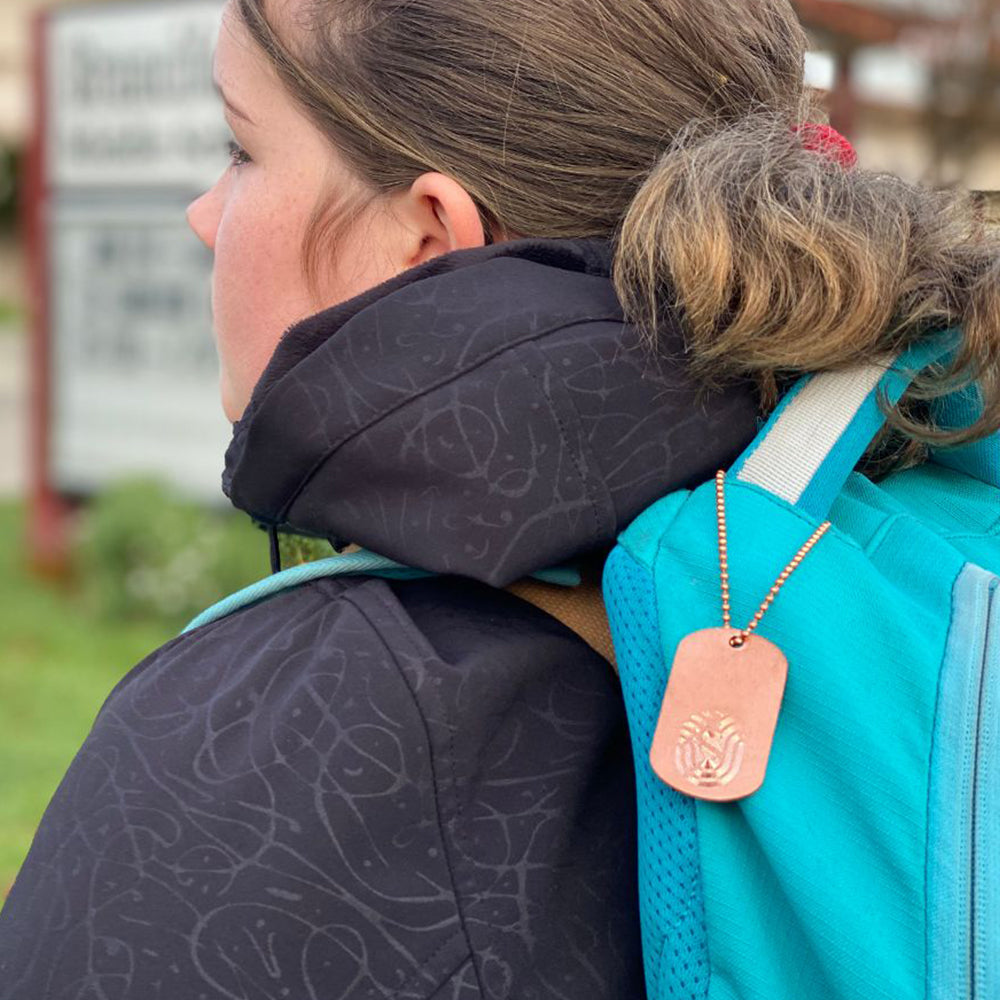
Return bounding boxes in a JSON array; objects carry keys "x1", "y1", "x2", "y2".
[{"x1": 0, "y1": 329, "x2": 27, "y2": 498}]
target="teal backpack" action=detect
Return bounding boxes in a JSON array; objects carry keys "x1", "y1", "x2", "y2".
[
  {"x1": 186, "y1": 336, "x2": 998, "y2": 1000},
  {"x1": 603, "y1": 337, "x2": 1000, "y2": 1000}
]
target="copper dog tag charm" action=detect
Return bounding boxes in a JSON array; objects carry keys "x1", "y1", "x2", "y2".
[{"x1": 650, "y1": 628, "x2": 788, "y2": 802}]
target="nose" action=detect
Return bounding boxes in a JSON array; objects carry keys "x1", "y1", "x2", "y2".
[{"x1": 187, "y1": 186, "x2": 221, "y2": 251}]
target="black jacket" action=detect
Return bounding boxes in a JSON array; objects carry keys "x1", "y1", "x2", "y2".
[{"x1": 0, "y1": 239, "x2": 759, "y2": 999}]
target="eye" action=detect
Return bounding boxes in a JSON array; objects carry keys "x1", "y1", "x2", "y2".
[{"x1": 227, "y1": 139, "x2": 252, "y2": 168}]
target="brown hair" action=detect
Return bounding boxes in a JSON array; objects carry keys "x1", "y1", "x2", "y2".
[{"x1": 236, "y1": 0, "x2": 1000, "y2": 458}]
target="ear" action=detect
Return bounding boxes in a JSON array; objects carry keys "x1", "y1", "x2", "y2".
[{"x1": 392, "y1": 172, "x2": 487, "y2": 267}]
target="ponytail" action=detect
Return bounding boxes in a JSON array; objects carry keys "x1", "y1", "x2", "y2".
[{"x1": 614, "y1": 114, "x2": 1000, "y2": 455}]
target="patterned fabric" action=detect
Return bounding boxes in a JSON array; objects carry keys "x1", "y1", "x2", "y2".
[
  {"x1": 1, "y1": 578, "x2": 642, "y2": 999},
  {"x1": 1, "y1": 238, "x2": 761, "y2": 999},
  {"x1": 223, "y1": 239, "x2": 759, "y2": 587}
]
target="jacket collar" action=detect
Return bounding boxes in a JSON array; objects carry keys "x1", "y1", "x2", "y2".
[{"x1": 223, "y1": 238, "x2": 759, "y2": 586}]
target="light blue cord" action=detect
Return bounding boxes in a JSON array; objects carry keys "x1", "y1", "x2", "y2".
[
  {"x1": 531, "y1": 566, "x2": 582, "y2": 586},
  {"x1": 182, "y1": 549, "x2": 582, "y2": 635}
]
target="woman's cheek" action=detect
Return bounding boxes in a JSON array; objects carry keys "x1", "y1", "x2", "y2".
[
  {"x1": 211, "y1": 188, "x2": 320, "y2": 414},
  {"x1": 211, "y1": 209, "x2": 278, "y2": 415}
]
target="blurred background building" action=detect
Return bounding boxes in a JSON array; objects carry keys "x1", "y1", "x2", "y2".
[
  {"x1": 5, "y1": 0, "x2": 230, "y2": 532},
  {"x1": 800, "y1": 0, "x2": 1000, "y2": 189},
  {"x1": 0, "y1": 0, "x2": 90, "y2": 499},
  {"x1": 0, "y1": 0, "x2": 93, "y2": 305}
]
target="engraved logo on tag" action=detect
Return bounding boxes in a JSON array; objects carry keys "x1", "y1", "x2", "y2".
[
  {"x1": 651, "y1": 629, "x2": 788, "y2": 801},
  {"x1": 675, "y1": 710, "x2": 746, "y2": 788}
]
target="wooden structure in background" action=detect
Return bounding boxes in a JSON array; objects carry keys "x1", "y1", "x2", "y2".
[
  {"x1": 794, "y1": 0, "x2": 1000, "y2": 180},
  {"x1": 795, "y1": 0, "x2": 935, "y2": 135}
]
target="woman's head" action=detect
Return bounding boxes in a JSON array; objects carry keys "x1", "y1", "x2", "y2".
[
  {"x1": 192, "y1": 0, "x2": 999, "y2": 452},
  {"x1": 229, "y1": 0, "x2": 808, "y2": 242},
  {"x1": 187, "y1": 1, "x2": 490, "y2": 421},
  {"x1": 191, "y1": 0, "x2": 810, "y2": 420}
]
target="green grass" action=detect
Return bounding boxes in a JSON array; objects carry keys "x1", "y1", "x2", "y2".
[{"x1": 0, "y1": 502, "x2": 176, "y2": 895}]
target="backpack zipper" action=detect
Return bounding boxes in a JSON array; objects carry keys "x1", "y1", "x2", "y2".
[
  {"x1": 928, "y1": 565, "x2": 998, "y2": 1000},
  {"x1": 971, "y1": 576, "x2": 999, "y2": 999}
]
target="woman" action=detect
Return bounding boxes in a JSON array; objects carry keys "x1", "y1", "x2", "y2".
[{"x1": 2, "y1": 0, "x2": 998, "y2": 997}]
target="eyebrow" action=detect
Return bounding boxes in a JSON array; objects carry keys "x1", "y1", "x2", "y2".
[{"x1": 213, "y1": 78, "x2": 257, "y2": 126}]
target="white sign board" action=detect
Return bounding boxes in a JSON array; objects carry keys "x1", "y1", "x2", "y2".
[
  {"x1": 43, "y1": 0, "x2": 235, "y2": 504},
  {"x1": 47, "y1": 1, "x2": 230, "y2": 189},
  {"x1": 50, "y1": 200, "x2": 232, "y2": 501}
]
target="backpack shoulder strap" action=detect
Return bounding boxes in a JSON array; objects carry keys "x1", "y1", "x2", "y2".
[
  {"x1": 507, "y1": 578, "x2": 617, "y2": 670},
  {"x1": 730, "y1": 328, "x2": 999, "y2": 519},
  {"x1": 183, "y1": 546, "x2": 588, "y2": 637}
]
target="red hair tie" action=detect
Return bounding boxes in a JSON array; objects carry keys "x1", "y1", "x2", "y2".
[{"x1": 793, "y1": 123, "x2": 857, "y2": 168}]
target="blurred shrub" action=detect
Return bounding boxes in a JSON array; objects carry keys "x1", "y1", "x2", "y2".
[
  {"x1": 277, "y1": 532, "x2": 338, "y2": 568},
  {"x1": 75, "y1": 479, "x2": 267, "y2": 624},
  {"x1": 74, "y1": 478, "x2": 339, "y2": 626}
]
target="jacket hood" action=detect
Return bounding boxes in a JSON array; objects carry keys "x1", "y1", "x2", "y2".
[{"x1": 223, "y1": 238, "x2": 759, "y2": 586}]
